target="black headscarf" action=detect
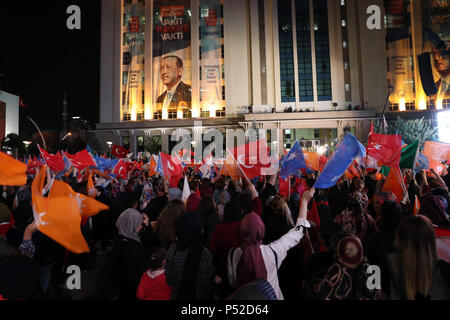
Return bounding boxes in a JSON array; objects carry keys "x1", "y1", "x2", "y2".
[{"x1": 175, "y1": 211, "x2": 205, "y2": 299}]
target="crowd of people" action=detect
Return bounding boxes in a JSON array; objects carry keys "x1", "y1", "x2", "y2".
[{"x1": 0, "y1": 158, "x2": 449, "y2": 300}]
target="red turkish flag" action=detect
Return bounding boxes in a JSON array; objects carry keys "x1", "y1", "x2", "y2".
[
  {"x1": 63, "y1": 150, "x2": 96, "y2": 171},
  {"x1": 228, "y1": 139, "x2": 271, "y2": 180},
  {"x1": 38, "y1": 146, "x2": 65, "y2": 173},
  {"x1": 160, "y1": 152, "x2": 183, "y2": 179},
  {"x1": 112, "y1": 159, "x2": 128, "y2": 180},
  {"x1": 366, "y1": 129, "x2": 402, "y2": 168},
  {"x1": 111, "y1": 144, "x2": 129, "y2": 158}
]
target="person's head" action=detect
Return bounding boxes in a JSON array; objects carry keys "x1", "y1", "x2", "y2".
[
  {"x1": 198, "y1": 195, "x2": 217, "y2": 219},
  {"x1": 148, "y1": 246, "x2": 167, "y2": 271},
  {"x1": 129, "y1": 197, "x2": 139, "y2": 209},
  {"x1": 373, "y1": 191, "x2": 397, "y2": 217},
  {"x1": 239, "y1": 192, "x2": 254, "y2": 216},
  {"x1": 352, "y1": 177, "x2": 364, "y2": 192},
  {"x1": 155, "y1": 199, "x2": 186, "y2": 245},
  {"x1": 395, "y1": 215, "x2": 438, "y2": 300},
  {"x1": 186, "y1": 193, "x2": 201, "y2": 212},
  {"x1": 269, "y1": 195, "x2": 294, "y2": 226},
  {"x1": 160, "y1": 56, "x2": 183, "y2": 89},
  {"x1": 419, "y1": 195, "x2": 450, "y2": 227},
  {"x1": 115, "y1": 208, "x2": 147, "y2": 242},
  {"x1": 95, "y1": 186, "x2": 104, "y2": 198},
  {"x1": 319, "y1": 222, "x2": 343, "y2": 250},
  {"x1": 239, "y1": 212, "x2": 265, "y2": 247},
  {"x1": 175, "y1": 211, "x2": 204, "y2": 251},
  {"x1": 431, "y1": 46, "x2": 450, "y2": 77},
  {"x1": 379, "y1": 200, "x2": 402, "y2": 232}
]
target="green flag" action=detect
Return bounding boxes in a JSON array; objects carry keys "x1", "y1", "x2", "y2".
[
  {"x1": 399, "y1": 140, "x2": 419, "y2": 169},
  {"x1": 380, "y1": 140, "x2": 420, "y2": 176}
]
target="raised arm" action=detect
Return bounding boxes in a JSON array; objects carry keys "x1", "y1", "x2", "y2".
[{"x1": 265, "y1": 188, "x2": 314, "y2": 267}]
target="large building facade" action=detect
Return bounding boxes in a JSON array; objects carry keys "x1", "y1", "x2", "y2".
[{"x1": 96, "y1": 0, "x2": 448, "y2": 155}]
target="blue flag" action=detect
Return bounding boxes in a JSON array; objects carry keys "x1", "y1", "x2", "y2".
[
  {"x1": 86, "y1": 144, "x2": 93, "y2": 153},
  {"x1": 415, "y1": 153, "x2": 430, "y2": 172},
  {"x1": 280, "y1": 141, "x2": 307, "y2": 179},
  {"x1": 93, "y1": 156, "x2": 119, "y2": 172},
  {"x1": 156, "y1": 153, "x2": 164, "y2": 176},
  {"x1": 314, "y1": 134, "x2": 365, "y2": 189}
]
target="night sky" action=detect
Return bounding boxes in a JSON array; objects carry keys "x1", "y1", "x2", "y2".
[{"x1": 0, "y1": 0, "x2": 100, "y2": 135}]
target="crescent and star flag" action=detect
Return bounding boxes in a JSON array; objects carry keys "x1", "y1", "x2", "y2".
[
  {"x1": 314, "y1": 134, "x2": 366, "y2": 189},
  {"x1": 31, "y1": 166, "x2": 89, "y2": 254},
  {"x1": 112, "y1": 159, "x2": 128, "y2": 180},
  {"x1": 366, "y1": 126, "x2": 402, "y2": 167},
  {"x1": 228, "y1": 139, "x2": 271, "y2": 180},
  {"x1": 63, "y1": 150, "x2": 97, "y2": 172},
  {"x1": 38, "y1": 146, "x2": 65, "y2": 174},
  {"x1": 111, "y1": 144, "x2": 129, "y2": 158},
  {"x1": 159, "y1": 152, "x2": 184, "y2": 188},
  {"x1": 280, "y1": 141, "x2": 307, "y2": 179},
  {"x1": 0, "y1": 151, "x2": 27, "y2": 186}
]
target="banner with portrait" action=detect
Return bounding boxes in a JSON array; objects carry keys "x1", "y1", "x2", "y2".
[
  {"x1": 384, "y1": 0, "x2": 414, "y2": 107},
  {"x1": 419, "y1": 0, "x2": 449, "y2": 104},
  {"x1": 152, "y1": 0, "x2": 192, "y2": 119},
  {"x1": 123, "y1": 1, "x2": 145, "y2": 120},
  {"x1": 200, "y1": 0, "x2": 223, "y2": 117}
]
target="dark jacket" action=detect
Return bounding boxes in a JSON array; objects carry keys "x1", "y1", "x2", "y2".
[
  {"x1": 103, "y1": 236, "x2": 149, "y2": 300},
  {"x1": 156, "y1": 81, "x2": 192, "y2": 109}
]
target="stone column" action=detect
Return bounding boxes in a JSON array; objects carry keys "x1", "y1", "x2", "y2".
[{"x1": 161, "y1": 129, "x2": 169, "y2": 154}]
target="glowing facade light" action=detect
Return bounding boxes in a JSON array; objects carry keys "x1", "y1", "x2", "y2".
[
  {"x1": 418, "y1": 97, "x2": 427, "y2": 110},
  {"x1": 436, "y1": 98, "x2": 443, "y2": 110},
  {"x1": 437, "y1": 110, "x2": 450, "y2": 143},
  {"x1": 399, "y1": 98, "x2": 406, "y2": 111}
]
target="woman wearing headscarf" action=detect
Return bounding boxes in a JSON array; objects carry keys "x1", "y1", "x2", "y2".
[
  {"x1": 334, "y1": 192, "x2": 377, "y2": 248},
  {"x1": 311, "y1": 233, "x2": 376, "y2": 300},
  {"x1": 227, "y1": 188, "x2": 313, "y2": 300},
  {"x1": 419, "y1": 195, "x2": 450, "y2": 228},
  {"x1": 104, "y1": 208, "x2": 150, "y2": 300},
  {"x1": 165, "y1": 211, "x2": 216, "y2": 300}
]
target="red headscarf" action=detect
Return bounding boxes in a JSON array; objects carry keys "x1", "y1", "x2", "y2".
[{"x1": 237, "y1": 212, "x2": 267, "y2": 287}]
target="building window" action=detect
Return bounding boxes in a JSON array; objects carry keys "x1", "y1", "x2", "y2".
[
  {"x1": 123, "y1": 51, "x2": 131, "y2": 65},
  {"x1": 168, "y1": 110, "x2": 177, "y2": 119},
  {"x1": 153, "y1": 111, "x2": 162, "y2": 119},
  {"x1": 122, "y1": 92, "x2": 127, "y2": 105},
  {"x1": 314, "y1": 0, "x2": 332, "y2": 101},
  {"x1": 285, "y1": 129, "x2": 291, "y2": 139},
  {"x1": 123, "y1": 32, "x2": 129, "y2": 46},
  {"x1": 142, "y1": 90, "x2": 145, "y2": 105},
  {"x1": 221, "y1": 44, "x2": 224, "y2": 59},
  {"x1": 296, "y1": 0, "x2": 314, "y2": 102},
  {"x1": 123, "y1": 113, "x2": 131, "y2": 121},
  {"x1": 123, "y1": 72, "x2": 128, "y2": 85},
  {"x1": 221, "y1": 65, "x2": 225, "y2": 79},
  {"x1": 183, "y1": 109, "x2": 192, "y2": 118},
  {"x1": 344, "y1": 62, "x2": 349, "y2": 70},
  {"x1": 222, "y1": 86, "x2": 225, "y2": 101},
  {"x1": 201, "y1": 110, "x2": 210, "y2": 117},
  {"x1": 278, "y1": 0, "x2": 295, "y2": 102},
  {"x1": 342, "y1": 19, "x2": 346, "y2": 27},
  {"x1": 345, "y1": 84, "x2": 350, "y2": 92}
]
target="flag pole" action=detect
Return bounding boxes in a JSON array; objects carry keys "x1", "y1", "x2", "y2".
[
  {"x1": 376, "y1": 86, "x2": 393, "y2": 133},
  {"x1": 226, "y1": 148, "x2": 251, "y2": 183}
]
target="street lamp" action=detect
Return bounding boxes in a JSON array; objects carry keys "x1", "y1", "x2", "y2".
[{"x1": 61, "y1": 132, "x2": 72, "y2": 141}]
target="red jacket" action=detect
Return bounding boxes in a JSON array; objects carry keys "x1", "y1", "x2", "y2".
[{"x1": 136, "y1": 271, "x2": 172, "y2": 300}]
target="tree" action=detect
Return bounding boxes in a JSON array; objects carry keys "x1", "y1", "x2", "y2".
[
  {"x1": 387, "y1": 116, "x2": 438, "y2": 146},
  {"x1": 144, "y1": 136, "x2": 161, "y2": 154},
  {"x1": 1, "y1": 133, "x2": 26, "y2": 158}
]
